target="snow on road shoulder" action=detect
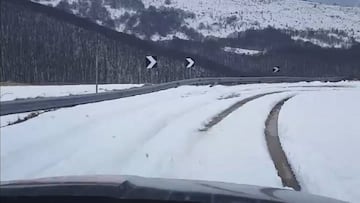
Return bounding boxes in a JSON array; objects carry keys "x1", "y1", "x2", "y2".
[
  {"x1": 0, "y1": 81, "x2": 357, "y2": 102},
  {"x1": 278, "y1": 89, "x2": 360, "y2": 202},
  {"x1": 0, "y1": 84, "x2": 143, "y2": 101}
]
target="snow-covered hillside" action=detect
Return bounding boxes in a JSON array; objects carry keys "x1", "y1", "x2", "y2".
[
  {"x1": 31, "y1": 0, "x2": 360, "y2": 48},
  {"x1": 143, "y1": 0, "x2": 360, "y2": 41}
]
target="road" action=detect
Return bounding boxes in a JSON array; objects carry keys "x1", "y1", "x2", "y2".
[
  {"x1": 1, "y1": 81, "x2": 359, "y2": 202},
  {"x1": 0, "y1": 77, "x2": 348, "y2": 116}
]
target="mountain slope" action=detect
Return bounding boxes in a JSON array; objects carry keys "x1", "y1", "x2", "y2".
[
  {"x1": 143, "y1": 0, "x2": 360, "y2": 40},
  {"x1": 32, "y1": 0, "x2": 360, "y2": 48},
  {"x1": 1, "y1": 0, "x2": 236, "y2": 84},
  {"x1": 2, "y1": 0, "x2": 359, "y2": 84}
]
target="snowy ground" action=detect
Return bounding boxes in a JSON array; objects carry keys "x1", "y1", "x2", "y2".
[
  {"x1": 279, "y1": 90, "x2": 360, "y2": 203},
  {"x1": 1, "y1": 81, "x2": 359, "y2": 202},
  {"x1": 0, "y1": 84, "x2": 143, "y2": 102}
]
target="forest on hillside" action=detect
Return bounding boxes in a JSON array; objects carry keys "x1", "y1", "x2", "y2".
[
  {"x1": 160, "y1": 28, "x2": 360, "y2": 77},
  {"x1": 1, "y1": 0, "x2": 234, "y2": 84}
]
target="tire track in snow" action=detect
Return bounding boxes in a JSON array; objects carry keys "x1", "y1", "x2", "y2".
[
  {"x1": 264, "y1": 96, "x2": 301, "y2": 191},
  {"x1": 199, "y1": 91, "x2": 282, "y2": 131},
  {"x1": 118, "y1": 91, "x2": 276, "y2": 177},
  {"x1": 19, "y1": 90, "x2": 221, "y2": 179},
  {"x1": 117, "y1": 100, "x2": 227, "y2": 176},
  {"x1": 35, "y1": 103, "x2": 205, "y2": 178},
  {"x1": 1, "y1": 88, "x2": 209, "y2": 180}
]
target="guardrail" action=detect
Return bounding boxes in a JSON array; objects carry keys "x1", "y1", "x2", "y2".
[{"x1": 0, "y1": 77, "x2": 349, "y2": 116}]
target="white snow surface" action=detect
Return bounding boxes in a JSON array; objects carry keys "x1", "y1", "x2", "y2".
[
  {"x1": 278, "y1": 89, "x2": 360, "y2": 203},
  {"x1": 1, "y1": 81, "x2": 360, "y2": 202},
  {"x1": 223, "y1": 46, "x2": 263, "y2": 55},
  {"x1": 0, "y1": 84, "x2": 142, "y2": 101},
  {"x1": 34, "y1": 0, "x2": 62, "y2": 7},
  {"x1": 291, "y1": 35, "x2": 353, "y2": 48}
]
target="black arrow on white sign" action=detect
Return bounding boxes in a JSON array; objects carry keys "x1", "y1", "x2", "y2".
[
  {"x1": 185, "y1": 57, "x2": 195, "y2": 68},
  {"x1": 273, "y1": 66, "x2": 280, "y2": 73},
  {"x1": 146, "y1": 56, "x2": 157, "y2": 69}
]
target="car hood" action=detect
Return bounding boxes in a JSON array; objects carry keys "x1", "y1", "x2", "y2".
[{"x1": 0, "y1": 175, "x2": 346, "y2": 203}]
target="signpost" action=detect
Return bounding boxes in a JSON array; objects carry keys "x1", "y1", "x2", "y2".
[
  {"x1": 146, "y1": 56, "x2": 157, "y2": 69},
  {"x1": 273, "y1": 66, "x2": 280, "y2": 73},
  {"x1": 185, "y1": 57, "x2": 195, "y2": 68},
  {"x1": 95, "y1": 53, "x2": 99, "y2": 93}
]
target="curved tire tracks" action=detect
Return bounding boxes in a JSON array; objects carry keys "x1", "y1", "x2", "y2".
[
  {"x1": 199, "y1": 91, "x2": 282, "y2": 131},
  {"x1": 265, "y1": 96, "x2": 301, "y2": 191}
]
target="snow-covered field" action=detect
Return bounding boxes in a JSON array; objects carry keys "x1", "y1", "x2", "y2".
[
  {"x1": 0, "y1": 84, "x2": 142, "y2": 102},
  {"x1": 1, "y1": 81, "x2": 360, "y2": 202}
]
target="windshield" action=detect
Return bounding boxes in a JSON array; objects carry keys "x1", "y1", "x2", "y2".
[{"x1": 0, "y1": 0, "x2": 359, "y2": 202}]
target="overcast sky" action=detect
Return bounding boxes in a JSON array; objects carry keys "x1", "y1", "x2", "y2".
[{"x1": 307, "y1": 0, "x2": 360, "y2": 6}]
